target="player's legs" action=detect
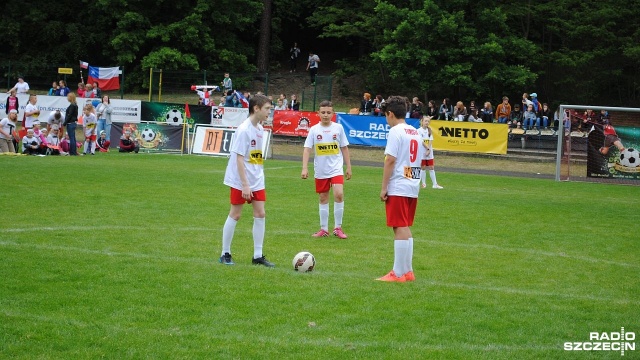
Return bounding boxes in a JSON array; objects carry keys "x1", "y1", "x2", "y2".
[
  {"x1": 318, "y1": 191, "x2": 330, "y2": 232},
  {"x1": 378, "y1": 197, "x2": 417, "y2": 281},
  {"x1": 251, "y1": 200, "x2": 266, "y2": 259},
  {"x1": 420, "y1": 160, "x2": 427, "y2": 188},
  {"x1": 332, "y1": 183, "x2": 348, "y2": 238}
]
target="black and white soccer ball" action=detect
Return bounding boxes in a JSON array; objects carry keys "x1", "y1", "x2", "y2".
[
  {"x1": 619, "y1": 148, "x2": 640, "y2": 168},
  {"x1": 165, "y1": 109, "x2": 183, "y2": 126},
  {"x1": 141, "y1": 128, "x2": 156, "y2": 142},
  {"x1": 292, "y1": 251, "x2": 315, "y2": 272}
]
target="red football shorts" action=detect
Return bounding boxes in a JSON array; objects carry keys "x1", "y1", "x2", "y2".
[
  {"x1": 315, "y1": 175, "x2": 344, "y2": 193},
  {"x1": 385, "y1": 196, "x2": 417, "y2": 227},
  {"x1": 421, "y1": 159, "x2": 434, "y2": 167},
  {"x1": 230, "y1": 188, "x2": 266, "y2": 205},
  {"x1": 86, "y1": 134, "x2": 97, "y2": 141}
]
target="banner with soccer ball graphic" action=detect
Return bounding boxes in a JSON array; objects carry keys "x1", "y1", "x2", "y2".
[
  {"x1": 110, "y1": 122, "x2": 186, "y2": 153},
  {"x1": 141, "y1": 102, "x2": 212, "y2": 129},
  {"x1": 587, "y1": 125, "x2": 640, "y2": 180}
]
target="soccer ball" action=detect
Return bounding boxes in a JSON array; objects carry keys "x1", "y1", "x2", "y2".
[
  {"x1": 619, "y1": 148, "x2": 640, "y2": 168},
  {"x1": 292, "y1": 251, "x2": 315, "y2": 272},
  {"x1": 141, "y1": 128, "x2": 156, "y2": 142},
  {"x1": 165, "y1": 109, "x2": 183, "y2": 125}
]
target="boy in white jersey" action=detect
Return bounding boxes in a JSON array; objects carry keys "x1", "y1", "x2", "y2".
[
  {"x1": 301, "y1": 100, "x2": 352, "y2": 239},
  {"x1": 417, "y1": 116, "x2": 443, "y2": 189},
  {"x1": 377, "y1": 96, "x2": 423, "y2": 282},
  {"x1": 220, "y1": 94, "x2": 275, "y2": 267},
  {"x1": 82, "y1": 104, "x2": 97, "y2": 155}
]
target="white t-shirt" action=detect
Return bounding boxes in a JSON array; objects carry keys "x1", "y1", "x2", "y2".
[
  {"x1": 83, "y1": 113, "x2": 97, "y2": 137},
  {"x1": 304, "y1": 122, "x2": 349, "y2": 179},
  {"x1": 47, "y1": 134, "x2": 60, "y2": 146},
  {"x1": 308, "y1": 55, "x2": 320, "y2": 69},
  {"x1": 0, "y1": 118, "x2": 17, "y2": 139},
  {"x1": 417, "y1": 126, "x2": 434, "y2": 161},
  {"x1": 14, "y1": 81, "x2": 29, "y2": 94},
  {"x1": 22, "y1": 135, "x2": 40, "y2": 151},
  {"x1": 384, "y1": 123, "x2": 422, "y2": 198},
  {"x1": 47, "y1": 111, "x2": 65, "y2": 128},
  {"x1": 24, "y1": 103, "x2": 39, "y2": 128},
  {"x1": 223, "y1": 119, "x2": 265, "y2": 191}
]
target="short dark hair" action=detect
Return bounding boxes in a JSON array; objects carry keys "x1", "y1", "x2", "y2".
[
  {"x1": 318, "y1": 100, "x2": 332, "y2": 108},
  {"x1": 382, "y1": 96, "x2": 408, "y2": 119},
  {"x1": 249, "y1": 94, "x2": 270, "y2": 114}
]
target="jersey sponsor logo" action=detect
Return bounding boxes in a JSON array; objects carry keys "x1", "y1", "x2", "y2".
[
  {"x1": 404, "y1": 128, "x2": 418, "y2": 135},
  {"x1": 403, "y1": 166, "x2": 421, "y2": 179},
  {"x1": 249, "y1": 150, "x2": 264, "y2": 165},
  {"x1": 251, "y1": 139, "x2": 256, "y2": 147},
  {"x1": 332, "y1": 134, "x2": 337, "y2": 140},
  {"x1": 438, "y1": 127, "x2": 489, "y2": 139},
  {"x1": 316, "y1": 134, "x2": 322, "y2": 140},
  {"x1": 315, "y1": 142, "x2": 340, "y2": 156}
]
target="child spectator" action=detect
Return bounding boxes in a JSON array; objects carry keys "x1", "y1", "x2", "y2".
[
  {"x1": 46, "y1": 127, "x2": 62, "y2": 155},
  {"x1": 22, "y1": 128, "x2": 41, "y2": 155},
  {"x1": 119, "y1": 130, "x2": 139, "y2": 153},
  {"x1": 0, "y1": 109, "x2": 18, "y2": 153},
  {"x1": 495, "y1": 96, "x2": 511, "y2": 124},
  {"x1": 467, "y1": 100, "x2": 479, "y2": 122},
  {"x1": 523, "y1": 103, "x2": 539, "y2": 131},
  {"x1": 77, "y1": 83, "x2": 86, "y2": 98},
  {"x1": 96, "y1": 130, "x2": 110, "y2": 152},
  {"x1": 82, "y1": 104, "x2": 97, "y2": 155},
  {"x1": 541, "y1": 103, "x2": 552, "y2": 129},
  {"x1": 509, "y1": 104, "x2": 522, "y2": 128},
  {"x1": 84, "y1": 84, "x2": 95, "y2": 98}
]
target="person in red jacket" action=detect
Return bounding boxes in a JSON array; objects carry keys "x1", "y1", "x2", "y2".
[{"x1": 118, "y1": 130, "x2": 139, "y2": 153}]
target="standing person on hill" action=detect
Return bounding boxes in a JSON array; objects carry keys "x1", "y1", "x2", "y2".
[
  {"x1": 377, "y1": 95, "x2": 421, "y2": 282},
  {"x1": 418, "y1": 116, "x2": 443, "y2": 189},
  {"x1": 306, "y1": 50, "x2": 320, "y2": 85},
  {"x1": 301, "y1": 100, "x2": 352, "y2": 239},
  {"x1": 289, "y1": 42, "x2": 301, "y2": 72},
  {"x1": 221, "y1": 73, "x2": 233, "y2": 93},
  {"x1": 63, "y1": 92, "x2": 79, "y2": 156},
  {"x1": 7, "y1": 77, "x2": 29, "y2": 94},
  {"x1": 219, "y1": 94, "x2": 275, "y2": 268},
  {"x1": 360, "y1": 93, "x2": 374, "y2": 115}
]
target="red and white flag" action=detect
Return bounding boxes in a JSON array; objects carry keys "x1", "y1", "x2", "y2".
[
  {"x1": 79, "y1": 60, "x2": 89, "y2": 69},
  {"x1": 88, "y1": 66, "x2": 121, "y2": 91}
]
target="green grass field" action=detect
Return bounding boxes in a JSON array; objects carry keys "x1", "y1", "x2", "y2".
[{"x1": 1, "y1": 153, "x2": 638, "y2": 359}]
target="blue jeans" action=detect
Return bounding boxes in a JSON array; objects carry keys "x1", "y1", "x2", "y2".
[
  {"x1": 541, "y1": 116, "x2": 549, "y2": 128},
  {"x1": 523, "y1": 118, "x2": 539, "y2": 130},
  {"x1": 96, "y1": 119, "x2": 106, "y2": 139},
  {"x1": 498, "y1": 116, "x2": 508, "y2": 124},
  {"x1": 67, "y1": 122, "x2": 78, "y2": 155}
]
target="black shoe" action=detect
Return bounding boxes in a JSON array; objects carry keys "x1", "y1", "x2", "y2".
[
  {"x1": 252, "y1": 255, "x2": 275, "y2": 267},
  {"x1": 219, "y1": 252, "x2": 235, "y2": 265}
]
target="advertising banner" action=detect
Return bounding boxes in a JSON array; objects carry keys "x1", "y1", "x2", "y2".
[
  {"x1": 211, "y1": 106, "x2": 249, "y2": 127},
  {"x1": 111, "y1": 122, "x2": 186, "y2": 152},
  {"x1": 270, "y1": 110, "x2": 334, "y2": 137},
  {"x1": 587, "y1": 125, "x2": 640, "y2": 180},
  {"x1": 191, "y1": 125, "x2": 272, "y2": 157},
  {"x1": 141, "y1": 102, "x2": 211, "y2": 129},
  {"x1": 337, "y1": 114, "x2": 419, "y2": 147},
  {"x1": 431, "y1": 120, "x2": 508, "y2": 154}
]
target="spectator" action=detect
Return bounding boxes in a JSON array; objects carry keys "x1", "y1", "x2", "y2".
[
  {"x1": 307, "y1": 50, "x2": 320, "y2": 85},
  {"x1": 224, "y1": 90, "x2": 237, "y2": 107},
  {"x1": 599, "y1": 109, "x2": 610, "y2": 124},
  {"x1": 425, "y1": 100, "x2": 437, "y2": 118},
  {"x1": 509, "y1": 104, "x2": 522, "y2": 128},
  {"x1": 96, "y1": 95, "x2": 113, "y2": 141},
  {"x1": 530, "y1": 93, "x2": 542, "y2": 113},
  {"x1": 82, "y1": 104, "x2": 97, "y2": 155},
  {"x1": 438, "y1": 98, "x2": 453, "y2": 120},
  {"x1": 453, "y1": 101, "x2": 467, "y2": 121},
  {"x1": 22, "y1": 128, "x2": 41, "y2": 155},
  {"x1": 360, "y1": 93, "x2": 374, "y2": 115},
  {"x1": 410, "y1": 97, "x2": 424, "y2": 119},
  {"x1": 289, "y1": 94, "x2": 300, "y2": 111},
  {"x1": 0, "y1": 109, "x2": 18, "y2": 154},
  {"x1": 468, "y1": 100, "x2": 479, "y2": 121},
  {"x1": 5, "y1": 89, "x2": 19, "y2": 116},
  {"x1": 92, "y1": 82, "x2": 102, "y2": 98},
  {"x1": 45, "y1": 126, "x2": 62, "y2": 155},
  {"x1": 540, "y1": 103, "x2": 552, "y2": 129},
  {"x1": 274, "y1": 98, "x2": 287, "y2": 110},
  {"x1": 289, "y1": 42, "x2": 301, "y2": 72},
  {"x1": 218, "y1": 96, "x2": 225, "y2": 107},
  {"x1": 84, "y1": 84, "x2": 95, "y2": 98},
  {"x1": 57, "y1": 80, "x2": 71, "y2": 96},
  {"x1": 96, "y1": 130, "x2": 110, "y2": 152},
  {"x1": 77, "y1": 82, "x2": 86, "y2": 98},
  {"x1": 47, "y1": 110, "x2": 65, "y2": 137},
  {"x1": 278, "y1": 93, "x2": 287, "y2": 105},
  {"x1": 119, "y1": 130, "x2": 139, "y2": 153},
  {"x1": 195, "y1": 86, "x2": 214, "y2": 106},
  {"x1": 221, "y1": 73, "x2": 233, "y2": 93},
  {"x1": 8, "y1": 77, "x2": 29, "y2": 94},
  {"x1": 373, "y1": 95, "x2": 385, "y2": 116},
  {"x1": 495, "y1": 96, "x2": 511, "y2": 124},
  {"x1": 479, "y1": 101, "x2": 494, "y2": 123},
  {"x1": 63, "y1": 92, "x2": 79, "y2": 156},
  {"x1": 581, "y1": 109, "x2": 596, "y2": 132},
  {"x1": 48, "y1": 81, "x2": 59, "y2": 96},
  {"x1": 24, "y1": 94, "x2": 40, "y2": 130},
  {"x1": 523, "y1": 103, "x2": 539, "y2": 131}
]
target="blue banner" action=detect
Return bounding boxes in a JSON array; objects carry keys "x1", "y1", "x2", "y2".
[{"x1": 337, "y1": 114, "x2": 419, "y2": 147}]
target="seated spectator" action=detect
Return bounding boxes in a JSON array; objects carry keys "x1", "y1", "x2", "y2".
[
  {"x1": 410, "y1": 97, "x2": 424, "y2": 118},
  {"x1": 479, "y1": 102, "x2": 494, "y2": 123},
  {"x1": 599, "y1": 109, "x2": 610, "y2": 124},
  {"x1": 541, "y1": 103, "x2": 552, "y2": 129},
  {"x1": 32, "y1": 121, "x2": 48, "y2": 153},
  {"x1": 92, "y1": 82, "x2": 102, "y2": 98},
  {"x1": 96, "y1": 130, "x2": 110, "y2": 152},
  {"x1": 467, "y1": 100, "x2": 479, "y2": 122},
  {"x1": 288, "y1": 94, "x2": 300, "y2": 111},
  {"x1": 22, "y1": 128, "x2": 41, "y2": 155},
  {"x1": 274, "y1": 98, "x2": 287, "y2": 110},
  {"x1": 495, "y1": 96, "x2": 511, "y2": 124},
  {"x1": 84, "y1": 84, "x2": 95, "y2": 98},
  {"x1": 218, "y1": 96, "x2": 225, "y2": 107},
  {"x1": 360, "y1": 93, "x2": 374, "y2": 115},
  {"x1": 509, "y1": 104, "x2": 522, "y2": 128},
  {"x1": 425, "y1": 100, "x2": 437, "y2": 118},
  {"x1": 523, "y1": 103, "x2": 539, "y2": 131},
  {"x1": 119, "y1": 130, "x2": 139, "y2": 153},
  {"x1": 580, "y1": 109, "x2": 596, "y2": 132},
  {"x1": 57, "y1": 80, "x2": 71, "y2": 96},
  {"x1": 438, "y1": 98, "x2": 453, "y2": 120},
  {"x1": 77, "y1": 82, "x2": 86, "y2": 98},
  {"x1": 521, "y1": 92, "x2": 532, "y2": 110},
  {"x1": 46, "y1": 127, "x2": 62, "y2": 155},
  {"x1": 373, "y1": 95, "x2": 385, "y2": 116},
  {"x1": 453, "y1": 101, "x2": 467, "y2": 121}
]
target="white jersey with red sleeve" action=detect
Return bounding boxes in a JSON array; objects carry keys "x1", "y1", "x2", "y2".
[
  {"x1": 223, "y1": 119, "x2": 265, "y2": 191},
  {"x1": 417, "y1": 126, "x2": 434, "y2": 161},
  {"x1": 303, "y1": 122, "x2": 349, "y2": 179},
  {"x1": 384, "y1": 123, "x2": 422, "y2": 198}
]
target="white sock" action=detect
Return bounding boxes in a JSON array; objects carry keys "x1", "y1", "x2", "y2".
[
  {"x1": 407, "y1": 238, "x2": 414, "y2": 272},
  {"x1": 392, "y1": 240, "x2": 409, "y2": 277},
  {"x1": 253, "y1": 217, "x2": 265, "y2": 259},
  {"x1": 429, "y1": 170, "x2": 438, "y2": 186},
  {"x1": 334, "y1": 201, "x2": 344, "y2": 229},
  {"x1": 222, "y1": 216, "x2": 237, "y2": 255},
  {"x1": 420, "y1": 170, "x2": 426, "y2": 186},
  {"x1": 319, "y1": 203, "x2": 329, "y2": 231}
]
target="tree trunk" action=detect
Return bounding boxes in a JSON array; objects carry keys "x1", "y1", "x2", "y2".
[{"x1": 257, "y1": 0, "x2": 272, "y2": 73}]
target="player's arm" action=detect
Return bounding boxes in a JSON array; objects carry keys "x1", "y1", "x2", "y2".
[
  {"x1": 380, "y1": 154, "x2": 395, "y2": 201},
  {"x1": 235, "y1": 154, "x2": 251, "y2": 199},
  {"x1": 341, "y1": 146, "x2": 352, "y2": 180},
  {"x1": 301, "y1": 146, "x2": 311, "y2": 179}
]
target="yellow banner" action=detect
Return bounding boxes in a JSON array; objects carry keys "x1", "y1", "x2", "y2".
[
  {"x1": 58, "y1": 68, "x2": 73, "y2": 74},
  {"x1": 431, "y1": 120, "x2": 508, "y2": 154}
]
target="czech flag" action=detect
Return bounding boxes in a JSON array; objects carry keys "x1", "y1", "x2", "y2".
[{"x1": 88, "y1": 66, "x2": 120, "y2": 91}]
